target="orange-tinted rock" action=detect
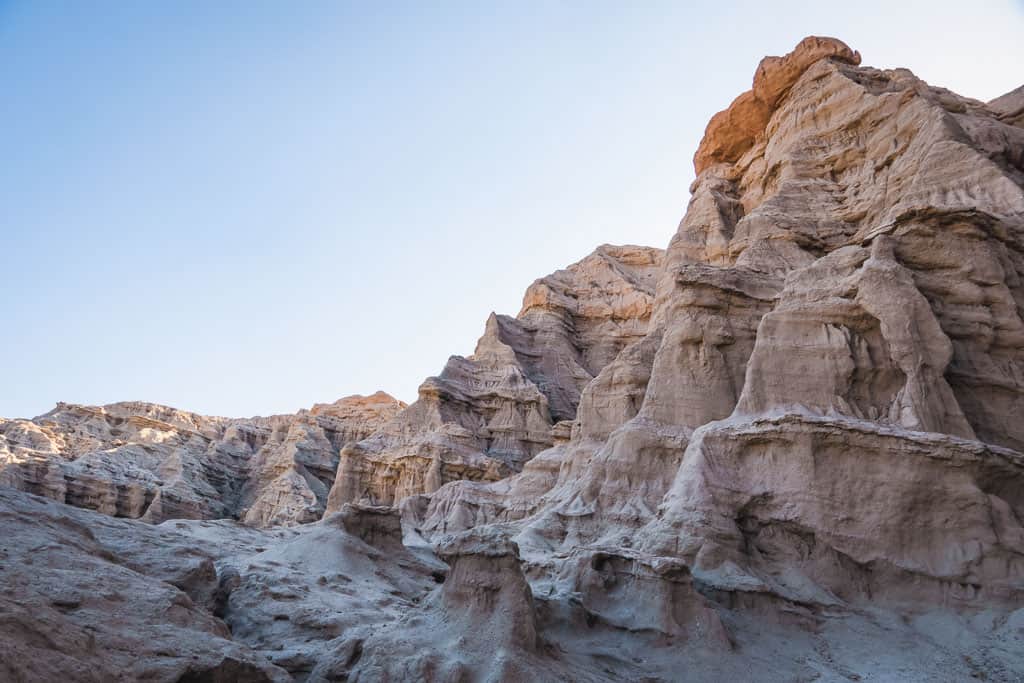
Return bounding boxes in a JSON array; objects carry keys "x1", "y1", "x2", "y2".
[{"x1": 694, "y1": 36, "x2": 861, "y2": 175}]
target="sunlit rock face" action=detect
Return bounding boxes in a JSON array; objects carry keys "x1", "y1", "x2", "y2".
[
  {"x1": 3, "y1": 36, "x2": 1024, "y2": 682},
  {"x1": 406, "y1": 35, "x2": 1024, "y2": 679},
  {"x1": 0, "y1": 392, "x2": 405, "y2": 526},
  {"x1": 324, "y1": 244, "x2": 664, "y2": 511}
]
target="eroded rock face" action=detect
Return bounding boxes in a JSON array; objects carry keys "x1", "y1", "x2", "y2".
[
  {"x1": 434, "y1": 527, "x2": 540, "y2": 652},
  {"x1": 4, "y1": 35, "x2": 1024, "y2": 682},
  {"x1": 646, "y1": 414, "x2": 1024, "y2": 607},
  {"x1": 398, "y1": 35, "x2": 1024, "y2": 680},
  {"x1": 568, "y1": 548, "x2": 730, "y2": 644},
  {"x1": 0, "y1": 392, "x2": 405, "y2": 527},
  {"x1": 735, "y1": 237, "x2": 976, "y2": 437},
  {"x1": 694, "y1": 36, "x2": 862, "y2": 175},
  {"x1": 325, "y1": 244, "x2": 663, "y2": 510},
  {"x1": 0, "y1": 488, "x2": 290, "y2": 683}
]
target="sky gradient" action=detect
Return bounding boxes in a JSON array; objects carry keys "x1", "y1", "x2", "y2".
[{"x1": 3, "y1": 1, "x2": 1023, "y2": 419}]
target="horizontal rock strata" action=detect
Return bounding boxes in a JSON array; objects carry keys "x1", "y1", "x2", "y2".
[{"x1": 0, "y1": 392, "x2": 405, "y2": 526}]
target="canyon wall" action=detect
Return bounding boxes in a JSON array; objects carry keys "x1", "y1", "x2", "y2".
[{"x1": 3, "y1": 36, "x2": 1024, "y2": 682}]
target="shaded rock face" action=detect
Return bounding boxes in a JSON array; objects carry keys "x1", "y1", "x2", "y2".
[
  {"x1": 0, "y1": 487, "x2": 290, "y2": 683},
  {"x1": 434, "y1": 527, "x2": 539, "y2": 652},
  {"x1": 647, "y1": 415, "x2": 1024, "y2": 607},
  {"x1": 0, "y1": 392, "x2": 405, "y2": 527},
  {"x1": 0, "y1": 486, "x2": 452, "y2": 683},
  {"x1": 568, "y1": 549, "x2": 731, "y2": 644},
  {"x1": 325, "y1": 244, "x2": 663, "y2": 510},
  {"x1": 4, "y1": 36, "x2": 1024, "y2": 682},
  {"x1": 736, "y1": 237, "x2": 976, "y2": 437}
]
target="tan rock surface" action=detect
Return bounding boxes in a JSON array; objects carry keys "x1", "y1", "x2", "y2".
[
  {"x1": 0, "y1": 392, "x2": 404, "y2": 527},
  {"x1": 396, "y1": 36, "x2": 1024, "y2": 680},
  {"x1": 646, "y1": 414, "x2": 1024, "y2": 606},
  {"x1": 989, "y1": 85, "x2": 1024, "y2": 128},
  {"x1": 4, "y1": 36, "x2": 1024, "y2": 682},
  {"x1": 324, "y1": 244, "x2": 663, "y2": 510}
]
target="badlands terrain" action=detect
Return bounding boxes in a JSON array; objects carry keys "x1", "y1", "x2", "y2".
[{"x1": 3, "y1": 36, "x2": 1024, "y2": 681}]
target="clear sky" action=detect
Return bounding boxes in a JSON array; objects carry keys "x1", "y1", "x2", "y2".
[{"x1": 2, "y1": 1, "x2": 1022, "y2": 419}]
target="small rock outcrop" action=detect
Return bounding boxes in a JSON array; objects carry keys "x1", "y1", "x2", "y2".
[
  {"x1": 570, "y1": 549, "x2": 730, "y2": 644},
  {"x1": 435, "y1": 527, "x2": 539, "y2": 652},
  {"x1": 332, "y1": 527, "x2": 550, "y2": 681}
]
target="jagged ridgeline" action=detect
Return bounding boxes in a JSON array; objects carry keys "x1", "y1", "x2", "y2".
[{"x1": 2, "y1": 37, "x2": 1024, "y2": 682}]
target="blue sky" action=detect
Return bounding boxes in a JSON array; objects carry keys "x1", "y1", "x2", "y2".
[{"x1": 3, "y1": 1, "x2": 1023, "y2": 419}]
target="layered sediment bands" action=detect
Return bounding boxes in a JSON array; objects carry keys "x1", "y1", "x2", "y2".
[
  {"x1": 736, "y1": 237, "x2": 976, "y2": 437},
  {"x1": 568, "y1": 549, "x2": 730, "y2": 643},
  {"x1": 989, "y1": 85, "x2": 1024, "y2": 129},
  {"x1": 673, "y1": 34, "x2": 1024, "y2": 451},
  {"x1": 402, "y1": 36, "x2": 1024, "y2": 679},
  {"x1": 517, "y1": 244, "x2": 664, "y2": 418},
  {"x1": 325, "y1": 244, "x2": 663, "y2": 510},
  {"x1": 0, "y1": 392, "x2": 405, "y2": 526},
  {"x1": 4, "y1": 35, "x2": 1024, "y2": 681},
  {"x1": 646, "y1": 414, "x2": 1024, "y2": 606}
]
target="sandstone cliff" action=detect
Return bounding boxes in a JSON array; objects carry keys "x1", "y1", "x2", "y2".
[
  {"x1": 398, "y1": 35, "x2": 1024, "y2": 679},
  {"x1": 324, "y1": 244, "x2": 663, "y2": 510},
  {"x1": 3, "y1": 36, "x2": 1024, "y2": 682}
]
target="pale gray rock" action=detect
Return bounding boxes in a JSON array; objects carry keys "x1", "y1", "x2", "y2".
[{"x1": 0, "y1": 487, "x2": 290, "y2": 683}]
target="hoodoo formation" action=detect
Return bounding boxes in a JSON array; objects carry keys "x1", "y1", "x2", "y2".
[{"x1": 3, "y1": 37, "x2": 1024, "y2": 681}]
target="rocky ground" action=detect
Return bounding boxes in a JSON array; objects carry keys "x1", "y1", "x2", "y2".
[{"x1": 3, "y1": 36, "x2": 1024, "y2": 682}]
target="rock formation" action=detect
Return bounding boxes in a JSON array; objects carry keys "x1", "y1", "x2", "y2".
[
  {"x1": 325, "y1": 244, "x2": 663, "y2": 510},
  {"x1": 3, "y1": 36, "x2": 1024, "y2": 681},
  {"x1": 0, "y1": 392, "x2": 405, "y2": 526},
  {"x1": 408, "y1": 35, "x2": 1024, "y2": 678}
]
